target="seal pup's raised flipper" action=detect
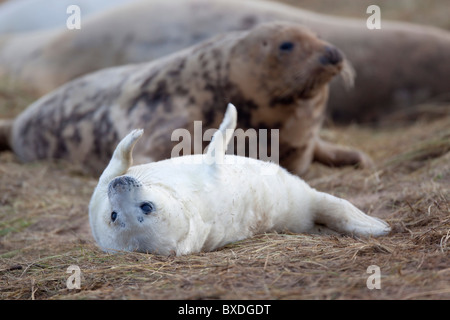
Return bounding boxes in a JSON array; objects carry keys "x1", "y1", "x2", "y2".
[{"x1": 205, "y1": 103, "x2": 237, "y2": 165}]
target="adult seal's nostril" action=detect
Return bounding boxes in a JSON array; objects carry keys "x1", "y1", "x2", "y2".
[{"x1": 319, "y1": 46, "x2": 343, "y2": 65}]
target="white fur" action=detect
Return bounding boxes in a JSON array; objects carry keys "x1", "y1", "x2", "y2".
[{"x1": 89, "y1": 103, "x2": 390, "y2": 255}]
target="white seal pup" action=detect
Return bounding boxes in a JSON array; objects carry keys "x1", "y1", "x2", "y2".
[{"x1": 89, "y1": 103, "x2": 390, "y2": 255}]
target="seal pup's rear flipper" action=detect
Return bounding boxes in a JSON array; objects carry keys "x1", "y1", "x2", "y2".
[
  {"x1": 98, "y1": 129, "x2": 144, "y2": 187},
  {"x1": 205, "y1": 103, "x2": 237, "y2": 165},
  {"x1": 312, "y1": 191, "x2": 390, "y2": 237}
]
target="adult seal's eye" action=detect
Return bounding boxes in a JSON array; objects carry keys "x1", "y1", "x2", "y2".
[
  {"x1": 279, "y1": 41, "x2": 294, "y2": 51},
  {"x1": 140, "y1": 202, "x2": 155, "y2": 215},
  {"x1": 111, "y1": 211, "x2": 118, "y2": 222}
]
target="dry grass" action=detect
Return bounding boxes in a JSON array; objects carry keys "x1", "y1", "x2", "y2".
[
  {"x1": 0, "y1": 104, "x2": 449, "y2": 300},
  {"x1": 0, "y1": 0, "x2": 449, "y2": 301}
]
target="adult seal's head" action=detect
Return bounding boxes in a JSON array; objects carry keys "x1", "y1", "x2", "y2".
[
  {"x1": 228, "y1": 22, "x2": 351, "y2": 105},
  {"x1": 223, "y1": 22, "x2": 360, "y2": 175}
]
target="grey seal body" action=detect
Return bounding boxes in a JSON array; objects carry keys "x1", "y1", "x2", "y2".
[
  {"x1": 6, "y1": 22, "x2": 370, "y2": 176},
  {"x1": 1, "y1": 0, "x2": 449, "y2": 122}
]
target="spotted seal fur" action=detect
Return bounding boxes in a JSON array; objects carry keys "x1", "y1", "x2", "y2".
[
  {"x1": 1, "y1": 22, "x2": 370, "y2": 176},
  {"x1": 1, "y1": 0, "x2": 449, "y2": 122}
]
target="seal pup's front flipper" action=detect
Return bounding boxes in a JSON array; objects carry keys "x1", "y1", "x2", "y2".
[
  {"x1": 205, "y1": 103, "x2": 237, "y2": 165},
  {"x1": 98, "y1": 129, "x2": 144, "y2": 187}
]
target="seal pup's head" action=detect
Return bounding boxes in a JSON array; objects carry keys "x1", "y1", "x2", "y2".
[
  {"x1": 89, "y1": 104, "x2": 238, "y2": 255},
  {"x1": 229, "y1": 21, "x2": 354, "y2": 103},
  {"x1": 88, "y1": 128, "x2": 192, "y2": 255}
]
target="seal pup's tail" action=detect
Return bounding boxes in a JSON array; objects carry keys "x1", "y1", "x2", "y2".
[
  {"x1": 97, "y1": 129, "x2": 144, "y2": 188},
  {"x1": 205, "y1": 103, "x2": 237, "y2": 164},
  {"x1": 0, "y1": 119, "x2": 13, "y2": 151},
  {"x1": 311, "y1": 191, "x2": 390, "y2": 237}
]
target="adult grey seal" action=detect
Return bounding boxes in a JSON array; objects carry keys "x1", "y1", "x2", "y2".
[
  {"x1": 0, "y1": 22, "x2": 369, "y2": 176},
  {"x1": 0, "y1": 0, "x2": 449, "y2": 122}
]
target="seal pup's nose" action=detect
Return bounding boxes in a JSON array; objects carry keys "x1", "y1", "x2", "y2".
[
  {"x1": 319, "y1": 46, "x2": 343, "y2": 65},
  {"x1": 108, "y1": 175, "x2": 142, "y2": 195}
]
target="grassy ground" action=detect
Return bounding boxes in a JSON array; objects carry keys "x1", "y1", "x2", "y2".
[
  {"x1": 0, "y1": 110, "x2": 448, "y2": 300},
  {"x1": 0, "y1": 0, "x2": 449, "y2": 300}
]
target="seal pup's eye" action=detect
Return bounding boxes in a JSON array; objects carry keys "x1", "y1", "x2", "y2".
[
  {"x1": 111, "y1": 211, "x2": 118, "y2": 222},
  {"x1": 279, "y1": 41, "x2": 294, "y2": 52},
  {"x1": 140, "y1": 202, "x2": 155, "y2": 215}
]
